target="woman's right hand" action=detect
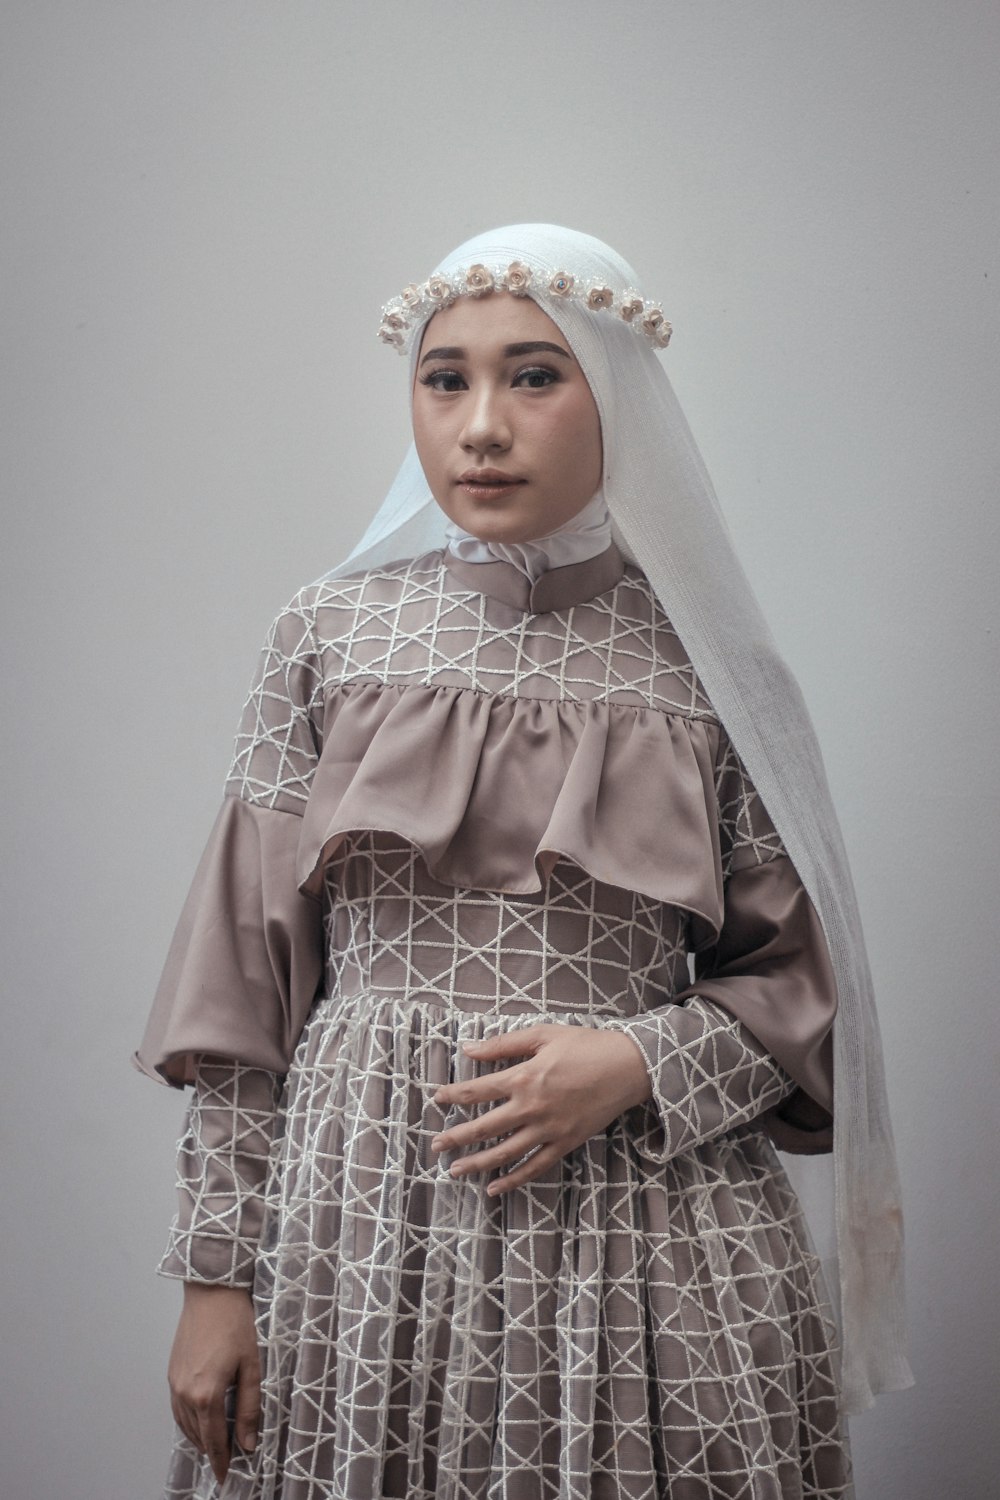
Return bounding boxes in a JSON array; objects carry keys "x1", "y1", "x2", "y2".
[{"x1": 168, "y1": 1282, "x2": 261, "y2": 1486}]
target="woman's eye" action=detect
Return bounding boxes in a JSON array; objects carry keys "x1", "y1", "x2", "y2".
[
  {"x1": 513, "y1": 366, "x2": 558, "y2": 389},
  {"x1": 420, "y1": 369, "x2": 466, "y2": 393}
]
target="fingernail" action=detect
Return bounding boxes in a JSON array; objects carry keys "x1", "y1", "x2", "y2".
[
  {"x1": 431, "y1": 1135, "x2": 444, "y2": 1150},
  {"x1": 462, "y1": 1041, "x2": 480, "y2": 1052}
]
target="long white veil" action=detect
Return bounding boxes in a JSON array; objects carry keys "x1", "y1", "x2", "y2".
[{"x1": 323, "y1": 225, "x2": 912, "y2": 1415}]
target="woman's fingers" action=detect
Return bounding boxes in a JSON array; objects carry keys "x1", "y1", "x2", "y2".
[
  {"x1": 487, "y1": 1142, "x2": 562, "y2": 1196},
  {"x1": 462, "y1": 1028, "x2": 545, "y2": 1059},
  {"x1": 431, "y1": 1026, "x2": 546, "y2": 1109},
  {"x1": 197, "y1": 1394, "x2": 233, "y2": 1486},
  {"x1": 445, "y1": 1126, "x2": 545, "y2": 1179},
  {"x1": 173, "y1": 1370, "x2": 257, "y2": 1479},
  {"x1": 432, "y1": 1069, "x2": 520, "y2": 1111},
  {"x1": 171, "y1": 1392, "x2": 201, "y2": 1453},
  {"x1": 172, "y1": 1388, "x2": 230, "y2": 1481},
  {"x1": 234, "y1": 1352, "x2": 262, "y2": 1455},
  {"x1": 430, "y1": 1097, "x2": 524, "y2": 1154}
]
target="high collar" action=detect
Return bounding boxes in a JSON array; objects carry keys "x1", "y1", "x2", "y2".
[{"x1": 442, "y1": 538, "x2": 626, "y2": 614}]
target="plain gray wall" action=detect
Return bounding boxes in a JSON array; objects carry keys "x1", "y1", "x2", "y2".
[{"x1": 2, "y1": 2, "x2": 997, "y2": 1496}]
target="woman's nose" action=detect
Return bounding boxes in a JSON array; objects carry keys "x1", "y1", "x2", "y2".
[{"x1": 459, "y1": 388, "x2": 512, "y2": 454}]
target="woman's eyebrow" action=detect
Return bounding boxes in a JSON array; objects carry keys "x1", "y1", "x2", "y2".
[
  {"x1": 504, "y1": 341, "x2": 572, "y2": 360},
  {"x1": 419, "y1": 340, "x2": 572, "y2": 367},
  {"x1": 419, "y1": 346, "x2": 463, "y2": 366}
]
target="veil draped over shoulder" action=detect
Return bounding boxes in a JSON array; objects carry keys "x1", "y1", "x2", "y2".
[{"x1": 323, "y1": 224, "x2": 912, "y2": 1416}]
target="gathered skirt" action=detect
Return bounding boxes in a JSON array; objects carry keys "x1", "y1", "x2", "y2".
[{"x1": 164, "y1": 986, "x2": 850, "y2": 1500}]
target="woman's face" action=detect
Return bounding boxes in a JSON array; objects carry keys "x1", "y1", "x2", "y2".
[{"x1": 411, "y1": 292, "x2": 603, "y2": 544}]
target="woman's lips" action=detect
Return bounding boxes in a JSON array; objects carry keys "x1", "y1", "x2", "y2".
[{"x1": 456, "y1": 471, "x2": 526, "y2": 500}]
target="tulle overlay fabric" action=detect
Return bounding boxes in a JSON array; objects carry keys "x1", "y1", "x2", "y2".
[{"x1": 149, "y1": 549, "x2": 850, "y2": 1496}]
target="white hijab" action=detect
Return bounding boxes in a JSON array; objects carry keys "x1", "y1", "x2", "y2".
[{"x1": 323, "y1": 224, "x2": 912, "y2": 1416}]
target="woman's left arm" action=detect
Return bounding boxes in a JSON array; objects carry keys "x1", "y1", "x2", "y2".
[
  {"x1": 430, "y1": 856, "x2": 834, "y2": 1194},
  {"x1": 620, "y1": 725, "x2": 839, "y2": 1163},
  {"x1": 612, "y1": 852, "x2": 837, "y2": 1166},
  {"x1": 430, "y1": 732, "x2": 837, "y2": 1192}
]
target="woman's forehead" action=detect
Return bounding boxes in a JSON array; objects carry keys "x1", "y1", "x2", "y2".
[{"x1": 416, "y1": 293, "x2": 576, "y2": 362}]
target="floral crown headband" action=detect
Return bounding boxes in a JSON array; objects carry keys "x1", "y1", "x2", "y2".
[{"x1": 377, "y1": 259, "x2": 673, "y2": 355}]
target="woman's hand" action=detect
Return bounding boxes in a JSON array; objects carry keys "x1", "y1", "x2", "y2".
[
  {"x1": 430, "y1": 1023, "x2": 653, "y2": 1195},
  {"x1": 168, "y1": 1282, "x2": 261, "y2": 1486}
]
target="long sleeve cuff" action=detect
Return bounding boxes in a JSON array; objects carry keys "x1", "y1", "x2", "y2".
[
  {"x1": 157, "y1": 1058, "x2": 282, "y2": 1288},
  {"x1": 618, "y1": 995, "x2": 796, "y2": 1164}
]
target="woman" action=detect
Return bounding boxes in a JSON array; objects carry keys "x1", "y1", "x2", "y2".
[{"x1": 136, "y1": 224, "x2": 911, "y2": 1499}]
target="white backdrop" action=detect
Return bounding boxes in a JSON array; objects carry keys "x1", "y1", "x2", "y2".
[{"x1": 2, "y1": 3, "x2": 997, "y2": 1496}]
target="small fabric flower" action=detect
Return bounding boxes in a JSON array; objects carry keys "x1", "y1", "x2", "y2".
[
  {"x1": 465, "y1": 264, "x2": 495, "y2": 297},
  {"x1": 377, "y1": 266, "x2": 672, "y2": 354},
  {"x1": 586, "y1": 285, "x2": 615, "y2": 312},
  {"x1": 426, "y1": 276, "x2": 456, "y2": 306},
  {"x1": 502, "y1": 262, "x2": 533, "y2": 296}
]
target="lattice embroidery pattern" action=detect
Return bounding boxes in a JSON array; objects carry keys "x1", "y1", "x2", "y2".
[
  {"x1": 294, "y1": 558, "x2": 712, "y2": 708},
  {"x1": 319, "y1": 833, "x2": 692, "y2": 1020},
  {"x1": 159, "y1": 1059, "x2": 282, "y2": 1289},
  {"x1": 160, "y1": 557, "x2": 847, "y2": 1498},
  {"x1": 224, "y1": 552, "x2": 774, "y2": 819},
  {"x1": 714, "y1": 727, "x2": 788, "y2": 878}
]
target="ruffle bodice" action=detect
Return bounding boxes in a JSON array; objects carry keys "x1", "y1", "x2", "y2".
[
  {"x1": 296, "y1": 680, "x2": 728, "y2": 948},
  {"x1": 224, "y1": 544, "x2": 780, "y2": 947},
  {"x1": 135, "y1": 543, "x2": 836, "y2": 1143}
]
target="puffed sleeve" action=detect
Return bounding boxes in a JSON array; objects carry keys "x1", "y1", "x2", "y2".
[
  {"x1": 618, "y1": 725, "x2": 838, "y2": 1162},
  {"x1": 132, "y1": 592, "x2": 327, "y2": 1087}
]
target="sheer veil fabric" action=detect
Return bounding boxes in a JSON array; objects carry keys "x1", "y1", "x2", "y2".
[{"x1": 322, "y1": 224, "x2": 912, "y2": 1415}]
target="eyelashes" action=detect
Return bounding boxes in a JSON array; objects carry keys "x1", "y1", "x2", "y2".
[
  {"x1": 417, "y1": 365, "x2": 561, "y2": 393},
  {"x1": 515, "y1": 367, "x2": 560, "y2": 390},
  {"x1": 417, "y1": 369, "x2": 465, "y2": 393}
]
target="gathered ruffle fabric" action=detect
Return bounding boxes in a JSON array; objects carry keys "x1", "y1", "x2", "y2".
[{"x1": 298, "y1": 680, "x2": 726, "y2": 939}]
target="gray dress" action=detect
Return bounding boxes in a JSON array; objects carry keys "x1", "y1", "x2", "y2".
[{"x1": 137, "y1": 540, "x2": 850, "y2": 1499}]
